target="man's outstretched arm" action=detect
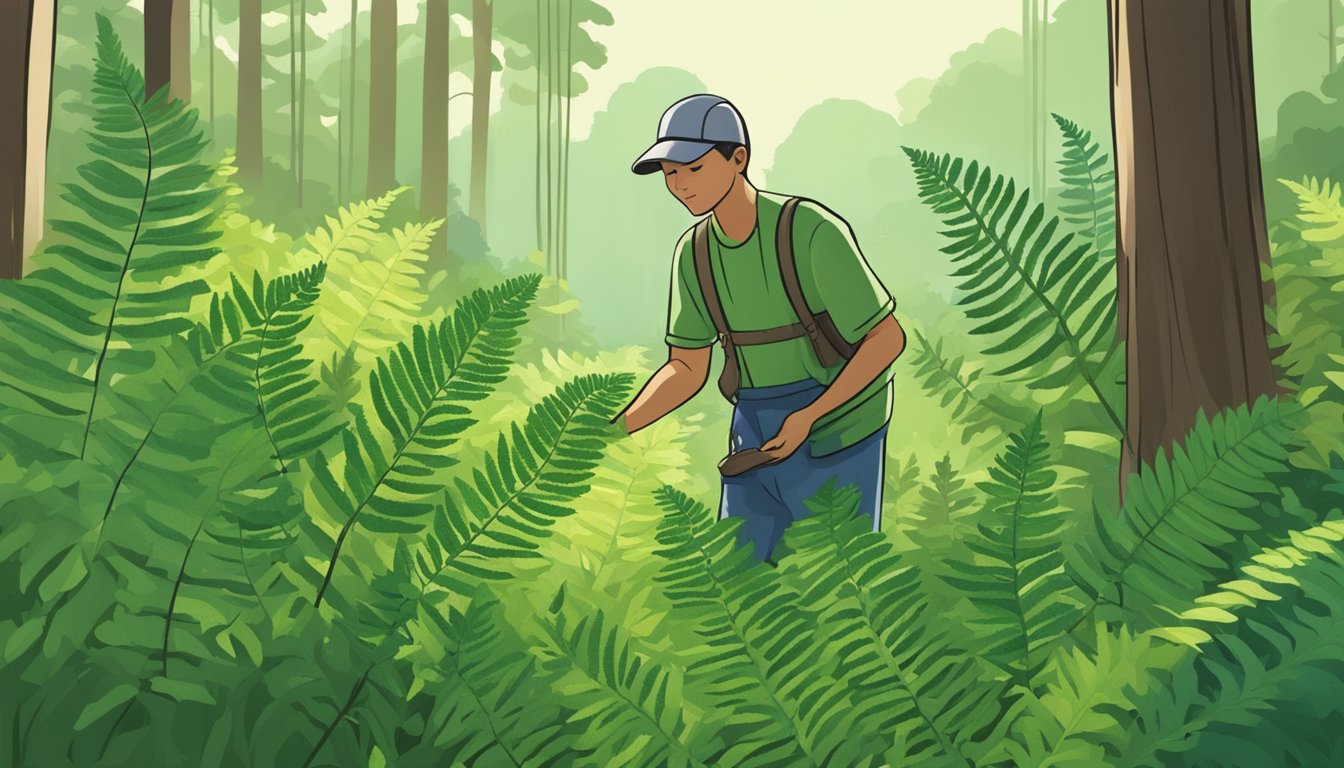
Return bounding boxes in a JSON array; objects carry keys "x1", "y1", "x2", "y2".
[{"x1": 611, "y1": 344, "x2": 712, "y2": 433}]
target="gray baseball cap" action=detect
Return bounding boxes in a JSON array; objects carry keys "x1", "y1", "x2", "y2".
[{"x1": 631, "y1": 94, "x2": 749, "y2": 175}]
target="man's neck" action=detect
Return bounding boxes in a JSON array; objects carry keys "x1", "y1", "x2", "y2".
[{"x1": 711, "y1": 176, "x2": 758, "y2": 243}]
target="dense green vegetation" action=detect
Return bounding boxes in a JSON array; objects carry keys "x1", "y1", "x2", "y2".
[{"x1": 5, "y1": 3, "x2": 1344, "y2": 766}]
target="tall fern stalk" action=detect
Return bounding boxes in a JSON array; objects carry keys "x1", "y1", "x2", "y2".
[{"x1": 903, "y1": 146, "x2": 1128, "y2": 450}]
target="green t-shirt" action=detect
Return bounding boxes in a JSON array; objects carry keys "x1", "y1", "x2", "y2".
[{"x1": 665, "y1": 190, "x2": 896, "y2": 457}]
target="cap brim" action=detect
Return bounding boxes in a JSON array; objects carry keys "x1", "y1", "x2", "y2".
[{"x1": 631, "y1": 139, "x2": 718, "y2": 174}]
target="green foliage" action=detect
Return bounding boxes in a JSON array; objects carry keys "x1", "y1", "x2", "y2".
[
  {"x1": 1278, "y1": 176, "x2": 1344, "y2": 243},
  {"x1": 650, "y1": 485, "x2": 889, "y2": 767},
  {"x1": 774, "y1": 478, "x2": 1011, "y2": 767},
  {"x1": 943, "y1": 411, "x2": 1085, "y2": 685},
  {"x1": 1068, "y1": 396, "x2": 1307, "y2": 631},
  {"x1": 1052, "y1": 113, "x2": 1117, "y2": 266},
  {"x1": 907, "y1": 326, "x2": 1030, "y2": 442}
]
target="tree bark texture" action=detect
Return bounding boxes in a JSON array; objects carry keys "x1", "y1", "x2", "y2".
[
  {"x1": 470, "y1": 0, "x2": 493, "y2": 235},
  {"x1": 169, "y1": 0, "x2": 190, "y2": 102},
  {"x1": 366, "y1": 0, "x2": 396, "y2": 196},
  {"x1": 144, "y1": 0, "x2": 172, "y2": 100},
  {"x1": 237, "y1": 0, "x2": 262, "y2": 182},
  {"x1": 1108, "y1": 0, "x2": 1281, "y2": 498},
  {"x1": 1, "y1": 0, "x2": 55, "y2": 280},
  {"x1": 421, "y1": 0, "x2": 449, "y2": 220}
]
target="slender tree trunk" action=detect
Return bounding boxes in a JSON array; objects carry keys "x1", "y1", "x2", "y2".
[
  {"x1": 1109, "y1": 0, "x2": 1281, "y2": 501},
  {"x1": 544, "y1": 0, "x2": 554, "y2": 277},
  {"x1": 289, "y1": 0, "x2": 297, "y2": 201},
  {"x1": 1331, "y1": 0, "x2": 1338, "y2": 74},
  {"x1": 23, "y1": 0, "x2": 56, "y2": 265},
  {"x1": 560, "y1": 0, "x2": 573, "y2": 335},
  {"x1": 298, "y1": 0, "x2": 307, "y2": 207},
  {"x1": 1039, "y1": 0, "x2": 1048, "y2": 199},
  {"x1": 169, "y1": 0, "x2": 190, "y2": 102},
  {"x1": 144, "y1": 0, "x2": 172, "y2": 100},
  {"x1": 1022, "y1": 0, "x2": 1035, "y2": 194},
  {"x1": 1, "y1": 0, "x2": 55, "y2": 279},
  {"x1": 237, "y1": 0, "x2": 262, "y2": 183},
  {"x1": 366, "y1": 0, "x2": 396, "y2": 195},
  {"x1": 534, "y1": 0, "x2": 542, "y2": 251},
  {"x1": 346, "y1": 0, "x2": 358, "y2": 200},
  {"x1": 338, "y1": 53, "x2": 344, "y2": 203},
  {"x1": 421, "y1": 0, "x2": 449, "y2": 220},
  {"x1": 208, "y1": 0, "x2": 215, "y2": 124},
  {"x1": 469, "y1": 0, "x2": 493, "y2": 236}
]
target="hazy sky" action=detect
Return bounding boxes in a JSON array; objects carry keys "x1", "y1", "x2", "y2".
[
  {"x1": 196, "y1": 0, "x2": 1026, "y2": 172},
  {"x1": 582, "y1": 0, "x2": 1024, "y2": 170}
]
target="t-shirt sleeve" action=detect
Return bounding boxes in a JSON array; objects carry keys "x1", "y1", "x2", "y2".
[
  {"x1": 664, "y1": 231, "x2": 717, "y2": 348},
  {"x1": 806, "y1": 211, "x2": 895, "y2": 346}
]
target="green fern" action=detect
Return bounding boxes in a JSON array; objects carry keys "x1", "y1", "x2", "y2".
[
  {"x1": 1052, "y1": 114, "x2": 1117, "y2": 266},
  {"x1": 902, "y1": 146, "x2": 1124, "y2": 440},
  {"x1": 402, "y1": 586, "x2": 580, "y2": 767},
  {"x1": 774, "y1": 477, "x2": 1011, "y2": 767},
  {"x1": 307, "y1": 214, "x2": 442, "y2": 367},
  {"x1": 0, "y1": 13, "x2": 222, "y2": 459},
  {"x1": 1279, "y1": 176, "x2": 1344, "y2": 244},
  {"x1": 650, "y1": 485, "x2": 886, "y2": 767},
  {"x1": 1067, "y1": 395, "x2": 1305, "y2": 632},
  {"x1": 907, "y1": 327, "x2": 1029, "y2": 442},
  {"x1": 399, "y1": 372, "x2": 634, "y2": 610},
  {"x1": 941, "y1": 410, "x2": 1085, "y2": 685},
  {"x1": 528, "y1": 583, "x2": 709, "y2": 768},
  {"x1": 305, "y1": 274, "x2": 542, "y2": 608}
]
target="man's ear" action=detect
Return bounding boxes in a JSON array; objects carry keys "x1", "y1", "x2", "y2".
[{"x1": 734, "y1": 146, "x2": 748, "y2": 169}]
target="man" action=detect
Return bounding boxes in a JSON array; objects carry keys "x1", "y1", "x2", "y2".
[{"x1": 611, "y1": 93, "x2": 906, "y2": 565}]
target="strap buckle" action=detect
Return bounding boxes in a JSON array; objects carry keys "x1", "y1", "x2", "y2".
[{"x1": 717, "y1": 331, "x2": 730, "y2": 348}]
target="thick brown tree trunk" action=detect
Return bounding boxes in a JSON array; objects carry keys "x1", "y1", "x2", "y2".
[
  {"x1": 421, "y1": 0, "x2": 449, "y2": 220},
  {"x1": 1109, "y1": 0, "x2": 1281, "y2": 500},
  {"x1": 169, "y1": 0, "x2": 190, "y2": 102},
  {"x1": 469, "y1": 0, "x2": 493, "y2": 236},
  {"x1": 366, "y1": 0, "x2": 396, "y2": 196},
  {"x1": 236, "y1": 0, "x2": 262, "y2": 182},
  {"x1": 144, "y1": 0, "x2": 172, "y2": 99}
]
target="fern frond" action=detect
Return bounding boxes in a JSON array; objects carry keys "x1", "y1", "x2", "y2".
[
  {"x1": 1279, "y1": 176, "x2": 1344, "y2": 244},
  {"x1": 775, "y1": 477, "x2": 1010, "y2": 767},
  {"x1": 305, "y1": 274, "x2": 542, "y2": 608},
  {"x1": 528, "y1": 583, "x2": 709, "y2": 768},
  {"x1": 0, "y1": 14, "x2": 222, "y2": 459},
  {"x1": 308, "y1": 215, "x2": 442, "y2": 367},
  {"x1": 941, "y1": 410, "x2": 1085, "y2": 685},
  {"x1": 1052, "y1": 113, "x2": 1117, "y2": 265},
  {"x1": 1067, "y1": 396, "x2": 1304, "y2": 632},
  {"x1": 650, "y1": 485, "x2": 885, "y2": 767},
  {"x1": 406, "y1": 372, "x2": 633, "y2": 602},
  {"x1": 901, "y1": 146, "x2": 1123, "y2": 436},
  {"x1": 408, "y1": 586, "x2": 580, "y2": 767}
]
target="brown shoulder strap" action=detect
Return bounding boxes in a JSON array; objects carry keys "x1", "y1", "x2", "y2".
[
  {"x1": 776, "y1": 197, "x2": 844, "y2": 368},
  {"x1": 691, "y1": 218, "x2": 740, "y2": 402}
]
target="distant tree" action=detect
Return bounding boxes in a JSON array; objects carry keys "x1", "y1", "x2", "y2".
[
  {"x1": 469, "y1": 0, "x2": 494, "y2": 235},
  {"x1": 0, "y1": 0, "x2": 56, "y2": 279},
  {"x1": 366, "y1": 0, "x2": 396, "y2": 195},
  {"x1": 143, "y1": 0, "x2": 171, "y2": 98},
  {"x1": 422, "y1": 0, "x2": 451, "y2": 221},
  {"x1": 170, "y1": 0, "x2": 190, "y2": 102},
  {"x1": 1109, "y1": 0, "x2": 1282, "y2": 498},
  {"x1": 237, "y1": 0, "x2": 262, "y2": 182}
]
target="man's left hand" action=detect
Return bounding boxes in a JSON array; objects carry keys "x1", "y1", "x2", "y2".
[{"x1": 760, "y1": 410, "x2": 816, "y2": 460}]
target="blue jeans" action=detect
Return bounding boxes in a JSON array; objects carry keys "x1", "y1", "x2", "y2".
[{"x1": 719, "y1": 378, "x2": 887, "y2": 563}]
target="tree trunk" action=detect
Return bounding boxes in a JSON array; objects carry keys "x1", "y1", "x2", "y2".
[
  {"x1": 208, "y1": 0, "x2": 215, "y2": 124},
  {"x1": 169, "y1": 0, "x2": 190, "y2": 102},
  {"x1": 289, "y1": 0, "x2": 297, "y2": 199},
  {"x1": 236, "y1": 0, "x2": 262, "y2": 183},
  {"x1": 366, "y1": 0, "x2": 396, "y2": 196},
  {"x1": 24, "y1": 0, "x2": 56, "y2": 265},
  {"x1": 346, "y1": 0, "x2": 358, "y2": 200},
  {"x1": 421, "y1": 0, "x2": 449, "y2": 220},
  {"x1": 144, "y1": 0, "x2": 172, "y2": 100},
  {"x1": 1109, "y1": 0, "x2": 1281, "y2": 500},
  {"x1": 469, "y1": 0, "x2": 493, "y2": 236},
  {"x1": 1331, "y1": 0, "x2": 1337, "y2": 74},
  {"x1": 534, "y1": 0, "x2": 542, "y2": 251},
  {"x1": 1, "y1": 0, "x2": 55, "y2": 279},
  {"x1": 298, "y1": 0, "x2": 307, "y2": 207}
]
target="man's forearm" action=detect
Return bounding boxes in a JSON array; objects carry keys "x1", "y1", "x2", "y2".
[
  {"x1": 617, "y1": 359, "x2": 704, "y2": 433},
  {"x1": 798, "y1": 315, "x2": 906, "y2": 427}
]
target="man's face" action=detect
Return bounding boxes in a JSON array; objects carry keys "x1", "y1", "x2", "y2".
[{"x1": 659, "y1": 146, "x2": 746, "y2": 216}]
